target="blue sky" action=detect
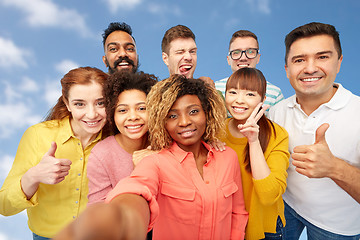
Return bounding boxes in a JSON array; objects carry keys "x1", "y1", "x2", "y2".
[{"x1": 0, "y1": 0, "x2": 359, "y2": 239}]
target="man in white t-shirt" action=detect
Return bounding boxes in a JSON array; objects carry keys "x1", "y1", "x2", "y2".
[
  {"x1": 215, "y1": 30, "x2": 284, "y2": 107},
  {"x1": 269, "y1": 22, "x2": 360, "y2": 239}
]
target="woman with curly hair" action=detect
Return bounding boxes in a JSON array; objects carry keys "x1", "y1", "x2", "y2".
[
  {"x1": 54, "y1": 74, "x2": 248, "y2": 240},
  {"x1": 87, "y1": 71, "x2": 157, "y2": 205}
]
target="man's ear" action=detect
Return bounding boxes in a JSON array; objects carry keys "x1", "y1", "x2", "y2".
[
  {"x1": 162, "y1": 52, "x2": 169, "y2": 66},
  {"x1": 102, "y1": 56, "x2": 108, "y2": 67}
]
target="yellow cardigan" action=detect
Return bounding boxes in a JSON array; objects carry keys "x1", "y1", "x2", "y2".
[{"x1": 223, "y1": 118, "x2": 290, "y2": 240}]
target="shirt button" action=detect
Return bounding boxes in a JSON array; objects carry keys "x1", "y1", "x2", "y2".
[
  {"x1": 78, "y1": 143, "x2": 80, "y2": 145},
  {"x1": 76, "y1": 188, "x2": 79, "y2": 191},
  {"x1": 75, "y1": 201, "x2": 78, "y2": 204},
  {"x1": 73, "y1": 216, "x2": 76, "y2": 219},
  {"x1": 80, "y1": 158, "x2": 83, "y2": 161},
  {"x1": 78, "y1": 173, "x2": 81, "y2": 176}
]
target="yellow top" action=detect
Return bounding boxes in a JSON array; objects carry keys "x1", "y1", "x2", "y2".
[
  {"x1": 223, "y1": 118, "x2": 290, "y2": 240},
  {"x1": 0, "y1": 117, "x2": 102, "y2": 238}
]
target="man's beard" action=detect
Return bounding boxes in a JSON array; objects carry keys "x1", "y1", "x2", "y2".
[{"x1": 106, "y1": 56, "x2": 139, "y2": 74}]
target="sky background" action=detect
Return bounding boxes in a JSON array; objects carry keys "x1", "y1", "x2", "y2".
[{"x1": 0, "y1": 0, "x2": 359, "y2": 239}]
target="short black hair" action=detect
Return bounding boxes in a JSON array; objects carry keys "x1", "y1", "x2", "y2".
[{"x1": 102, "y1": 22, "x2": 135, "y2": 47}]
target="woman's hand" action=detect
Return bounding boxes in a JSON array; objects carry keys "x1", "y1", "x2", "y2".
[{"x1": 238, "y1": 103, "x2": 269, "y2": 143}]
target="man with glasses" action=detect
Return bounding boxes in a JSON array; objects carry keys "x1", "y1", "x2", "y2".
[{"x1": 215, "y1": 30, "x2": 284, "y2": 107}]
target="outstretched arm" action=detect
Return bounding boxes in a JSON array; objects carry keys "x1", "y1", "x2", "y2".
[
  {"x1": 53, "y1": 194, "x2": 150, "y2": 240},
  {"x1": 292, "y1": 123, "x2": 360, "y2": 203}
]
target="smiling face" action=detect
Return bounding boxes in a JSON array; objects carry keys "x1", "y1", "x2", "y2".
[
  {"x1": 225, "y1": 88, "x2": 263, "y2": 124},
  {"x1": 114, "y1": 89, "x2": 148, "y2": 141},
  {"x1": 227, "y1": 37, "x2": 260, "y2": 72},
  {"x1": 162, "y1": 38, "x2": 197, "y2": 78},
  {"x1": 285, "y1": 34, "x2": 343, "y2": 104},
  {"x1": 65, "y1": 81, "x2": 106, "y2": 140},
  {"x1": 165, "y1": 95, "x2": 206, "y2": 152},
  {"x1": 102, "y1": 31, "x2": 138, "y2": 74}
]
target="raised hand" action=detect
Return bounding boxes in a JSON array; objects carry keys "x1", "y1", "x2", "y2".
[
  {"x1": 35, "y1": 142, "x2": 72, "y2": 184},
  {"x1": 21, "y1": 142, "x2": 72, "y2": 199},
  {"x1": 291, "y1": 123, "x2": 335, "y2": 178},
  {"x1": 238, "y1": 102, "x2": 269, "y2": 143}
]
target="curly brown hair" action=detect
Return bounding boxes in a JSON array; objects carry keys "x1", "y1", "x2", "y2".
[
  {"x1": 146, "y1": 75, "x2": 226, "y2": 151},
  {"x1": 104, "y1": 71, "x2": 158, "y2": 135}
]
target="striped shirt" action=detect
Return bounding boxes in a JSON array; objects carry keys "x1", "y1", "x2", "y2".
[{"x1": 215, "y1": 77, "x2": 284, "y2": 108}]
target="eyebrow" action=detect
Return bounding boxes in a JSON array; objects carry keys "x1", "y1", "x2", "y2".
[
  {"x1": 116, "y1": 102, "x2": 146, "y2": 108},
  {"x1": 291, "y1": 50, "x2": 334, "y2": 61},
  {"x1": 169, "y1": 104, "x2": 202, "y2": 112},
  {"x1": 71, "y1": 97, "x2": 104, "y2": 102},
  {"x1": 106, "y1": 42, "x2": 135, "y2": 48}
]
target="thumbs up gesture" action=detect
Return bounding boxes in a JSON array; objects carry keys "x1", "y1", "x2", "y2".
[
  {"x1": 292, "y1": 123, "x2": 336, "y2": 178},
  {"x1": 35, "y1": 141, "x2": 72, "y2": 184}
]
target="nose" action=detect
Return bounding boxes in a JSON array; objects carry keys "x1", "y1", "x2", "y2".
[
  {"x1": 178, "y1": 114, "x2": 191, "y2": 127},
  {"x1": 128, "y1": 109, "x2": 139, "y2": 120},
  {"x1": 235, "y1": 94, "x2": 245, "y2": 104},
  {"x1": 183, "y1": 51, "x2": 192, "y2": 61},
  {"x1": 117, "y1": 46, "x2": 127, "y2": 57},
  {"x1": 303, "y1": 59, "x2": 318, "y2": 74},
  {"x1": 239, "y1": 51, "x2": 248, "y2": 60},
  {"x1": 86, "y1": 105, "x2": 98, "y2": 119}
]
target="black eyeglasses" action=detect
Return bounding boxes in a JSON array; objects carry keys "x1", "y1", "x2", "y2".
[{"x1": 229, "y1": 48, "x2": 259, "y2": 60}]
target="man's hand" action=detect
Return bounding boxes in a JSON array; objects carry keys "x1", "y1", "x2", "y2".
[{"x1": 292, "y1": 123, "x2": 336, "y2": 178}]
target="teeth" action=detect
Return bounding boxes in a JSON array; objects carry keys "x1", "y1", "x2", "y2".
[
  {"x1": 119, "y1": 62, "x2": 129, "y2": 66},
  {"x1": 238, "y1": 64, "x2": 248, "y2": 67},
  {"x1": 302, "y1": 77, "x2": 320, "y2": 82},
  {"x1": 232, "y1": 107, "x2": 246, "y2": 113},
  {"x1": 180, "y1": 130, "x2": 194, "y2": 137},
  {"x1": 127, "y1": 125, "x2": 141, "y2": 129},
  {"x1": 86, "y1": 121, "x2": 98, "y2": 126}
]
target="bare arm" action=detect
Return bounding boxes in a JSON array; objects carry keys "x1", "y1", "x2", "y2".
[{"x1": 53, "y1": 194, "x2": 150, "y2": 240}]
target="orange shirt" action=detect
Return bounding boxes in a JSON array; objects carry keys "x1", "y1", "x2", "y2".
[{"x1": 107, "y1": 141, "x2": 248, "y2": 240}]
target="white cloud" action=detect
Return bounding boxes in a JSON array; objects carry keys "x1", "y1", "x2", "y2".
[
  {"x1": 19, "y1": 77, "x2": 39, "y2": 93},
  {"x1": 0, "y1": 37, "x2": 31, "y2": 69},
  {"x1": 0, "y1": 232, "x2": 9, "y2": 240},
  {"x1": 104, "y1": 0, "x2": 143, "y2": 13},
  {"x1": 0, "y1": 102, "x2": 42, "y2": 139},
  {"x1": 147, "y1": 3, "x2": 182, "y2": 17},
  {"x1": 0, "y1": 155, "x2": 13, "y2": 179},
  {"x1": 1, "y1": 0, "x2": 92, "y2": 37},
  {"x1": 44, "y1": 80, "x2": 61, "y2": 108},
  {"x1": 55, "y1": 60, "x2": 79, "y2": 75},
  {"x1": 245, "y1": 0, "x2": 271, "y2": 14}
]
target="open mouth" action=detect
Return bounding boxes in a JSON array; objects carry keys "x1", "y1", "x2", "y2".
[
  {"x1": 179, "y1": 65, "x2": 192, "y2": 75},
  {"x1": 179, "y1": 129, "x2": 196, "y2": 138},
  {"x1": 301, "y1": 77, "x2": 322, "y2": 82},
  {"x1": 232, "y1": 106, "x2": 247, "y2": 113},
  {"x1": 83, "y1": 119, "x2": 103, "y2": 127},
  {"x1": 125, "y1": 124, "x2": 145, "y2": 133}
]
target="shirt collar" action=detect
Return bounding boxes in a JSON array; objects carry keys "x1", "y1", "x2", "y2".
[
  {"x1": 168, "y1": 141, "x2": 214, "y2": 163},
  {"x1": 287, "y1": 83, "x2": 351, "y2": 111},
  {"x1": 57, "y1": 116, "x2": 103, "y2": 145}
]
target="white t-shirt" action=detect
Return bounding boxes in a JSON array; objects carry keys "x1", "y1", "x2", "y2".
[{"x1": 268, "y1": 83, "x2": 360, "y2": 236}]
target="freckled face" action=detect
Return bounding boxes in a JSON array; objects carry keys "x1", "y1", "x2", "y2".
[{"x1": 65, "y1": 82, "x2": 106, "y2": 139}]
